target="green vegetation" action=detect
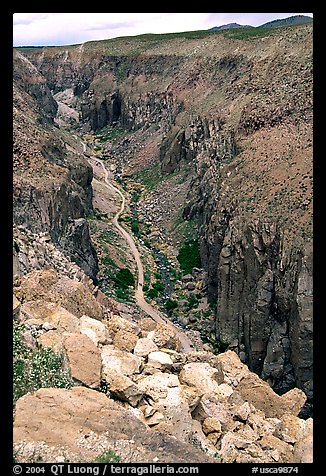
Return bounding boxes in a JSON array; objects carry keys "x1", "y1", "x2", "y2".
[
  {"x1": 177, "y1": 239, "x2": 201, "y2": 274},
  {"x1": 145, "y1": 279, "x2": 165, "y2": 300},
  {"x1": 131, "y1": 218, "x2": 140, "y2": 236},
  {"x1": 185, "y1": 293, "x2": 199, "y2": 311},
  {"x1": 223, "y1": 27, "x2": 274, "y2": 40},
  {"x1": 97, "y1": 126, "x2": 125, "y2": 143},
  {"x1": 114, "y1": 268, "x2": 135, "y2": 289},
  {"x1": 165, "y1": 299, "x2": 178, "y2": 316},
  {"x1": 94, "y1": 449, "x2": 121, "y2": 463},
  {"x1": 115, "y1": 63, "x2": 130, "y2": 83},
  {"x1": 101, "y1": 255, "x2": 118, "y2": 269},
  {"x1": 135, "y1": 162, "x2": 163, "y2": 191},
  {"x1": 13, "y1": 322, "x2": 72, "y2": 404}
]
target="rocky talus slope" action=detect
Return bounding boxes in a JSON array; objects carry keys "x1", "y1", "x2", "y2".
[
  {"x1": 19, "y1": 23, "x2": 313, "y2": 410},
  {"x1": 13, "y1": 269, "x2": 312, "y2": 463}
]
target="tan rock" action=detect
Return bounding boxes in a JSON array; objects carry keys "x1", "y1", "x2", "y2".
[
  {"x1": 101, "y1": 345, "x2": 143, "y2": 376},
  {"x1": 137, "y1": 372, "x2": 180, "y2": 401},
  {"x1": 206, "y1": 432, "x2": 221, "y2": 446},
  {"x1": 233, "y1": 402, "x2": 251, "y2": 422},
  {"x1": 80, "y1": 315, "x2": 111, "y2": 346},
  {"x1": 21, "y1": 301, "x2": 80, "y2": 334},
  {"x1": 14, "y1": 269, "x2": 103, "y2": 320},
  {"x1": 152, "y1": 421, "x2": 175, "y2": 436},
  {"x1": 259, "y1": 435, "x2": 294, "y2": 463},
  {"x1": 145, "y1": 411, "x2": 165, "y2": 426},
  {"x1": 147, "y1": 351, "x2": 173, "y2": 370},
  {"x1": 133, "y1": 338, "x2": 159, "y2": 357},
  {"x1": 179, "y1": 385, "x2": 201, "y2": 411},
  {"x1": 191, "y1": 419, "x2": 218, "y2": 458},
  {"x1": 64, "y1": 333, "x2": 101, "y2": 388},
  {"x1": 13, "y1": 386, "x2": 214, "y2": 463},
  {"x1": 192, "y1": 393, "x2": 232, "y2": 430},
  {"x1": 150, "y1": 322, "x2": 181, "y2": 351},
  {"x1": 215, "y1": 350, "x2": 250, "y2": 386},
  {"x1": 280, "y1": 388, "x2": 307, "y2": 417},
  {"x1": 103, "y1": 368, "x2": 143, "y2": 407},
  {"x1": 113, "y1": 330, "x2": 138, "y2": 352},
  {"x1": 107, "y1": 315, "x2": 140, "y2": 339},
  {"x1": 179, "y1": 362, "x2": 224, "y2": 395},
  {"x1": 236, "y1": 372, "x2": 306, "y2": 418},
  {"x1": 248, "y1": 411, "x2": 281, "y2": 437},
  {"x1": 279, "y1": 414, "x2": 306, "y2": 444},
  {"x1": 37, "y1": 331, "x2": 64, "y2": 353},
  {"x1": 154, "y1": 386, "x2": 195, "y2": 443},
  {"x1": 293, "y1": 418, "x2": 313, "y2": 463},
  {"x1": 138, "y1": 317, "x2": 157, "y2": 335},
  {"x1": 202, "y1": 417, "x2": 222, "y2": 436},
  {"x1": 215, "y1": 383, "x2": 234, "y2": 398}
]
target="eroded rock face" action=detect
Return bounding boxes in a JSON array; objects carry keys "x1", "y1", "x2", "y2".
[{"x1": 13, "y1": 387, "x2": 214, "y2": 463}]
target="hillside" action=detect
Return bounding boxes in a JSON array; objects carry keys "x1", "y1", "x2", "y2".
[
  {"x1": 13, "y1": 22, "x2": 313, "y2": 463},
  {"x1": 260, "y1": 15, "x2": 313, "y2": 28},
  {"x1": 210, "y1": 23, "x2": 253, "y2": 30}
]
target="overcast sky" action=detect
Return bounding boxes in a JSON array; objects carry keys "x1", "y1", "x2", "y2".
[{"x1": 13, "y1": 13, "x2": 313, "y2": 47}]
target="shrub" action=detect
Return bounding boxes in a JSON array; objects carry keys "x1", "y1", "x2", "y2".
[
  {"x1": 185, "y1": 293, "x2": 199, "y2": 311},
  {"x1": 165, "y1": 299, "x2": 178, "y2": 315},
  {"x1": 114, "y1": 268, "x2": 135, "y2": 289},
  {"x1": 146, "y1": 288, "x2": 158, "y2": 299},
  {"x1": 177, "y1": 239, "x2": 201, "y2": 274},
  {"x1": 131, "y1": 219, "x2": 140, "y2": 235},
  {"x1": 94, "y1": 449, "x2": 121, "y2": 463},
  {"x1": 13, "y1": 322, "x2": 72, "y2": 404}
]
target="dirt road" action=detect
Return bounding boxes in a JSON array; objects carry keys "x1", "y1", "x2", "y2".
[{"x1": 89, "y1": 155, "x2": 193, "y2": 352}]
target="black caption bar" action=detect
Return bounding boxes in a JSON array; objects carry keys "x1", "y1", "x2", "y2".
[{"x1": 10, "y1": 463, "x2": 316, "y2": 476}]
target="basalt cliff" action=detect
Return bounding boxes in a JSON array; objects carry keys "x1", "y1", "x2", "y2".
[{"x1": 13, "y1": 24, "x2": 313, "y2": 463}]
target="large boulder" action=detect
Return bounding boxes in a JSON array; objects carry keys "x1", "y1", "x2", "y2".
[
  {"x1": 137, "y1": 372, "x2": 180, "y2": 401},
  {"x1": 235, "y1": 373, "x2": 307, "y2": 418},
  {"x1": 133, "y1": 337, "x2": 159, "y2": 357},
  {"x1": 113, "y1": 330, "x2": 138, "y2": 352},
  {"x1": 179, "y1": 362, "x2": 224, "y2": 395},
  {"x1": 13, "y1": 387, "x2": 215, "y2": 463},
  {"x1": 191, "y1": 392, "x2": 233, "y2": 431},
  {"x1": 63, "y1": 333, "x2": 101, "y2": 388},
  {"x1": 104, "y1": 368, "x2": 144, "y2": 407},
  {"x1": 147, "y1": 351, "x2": 173, "y2": 371},
  {"x1": 292, "y1": 418, "x2": 313, "y2": 463},
  {"x1": 106, "y1": 315, "x2": 140, "y2": 339},
  {"x1": 21, "y1": 301, "x2": 80, "y2": 334},
  {"x1": 101, "y1": 345, "x2": 143, "y2": 377},
  {"x1": 13, "y1": 269, "x2": 103, "y2": 320},
  {"x1": 138, "y1": 317, "x2": 157, "y2": 336},
  {"x1": 215, "y1": 350, "x2": 251, "y2": 386},
  {"x1": 80, "y1": 315, "x2": 111, "y2": 346},
  {"x1": 148, "y1": 322, "x2": 181, "y2": 351}
]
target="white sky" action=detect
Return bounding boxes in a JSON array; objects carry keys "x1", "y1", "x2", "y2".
[{"x1": 13, "y1": 13, "x2": 313, "y2": 47}]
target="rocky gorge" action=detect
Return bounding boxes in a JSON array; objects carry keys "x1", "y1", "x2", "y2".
[{"x1": 13, "y1": 22, "x2": 313, "y2": 464}]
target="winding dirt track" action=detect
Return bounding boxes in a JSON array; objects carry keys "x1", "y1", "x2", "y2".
[{"x1": 88, "y1": 154, "x2": 193, "y2": 352}]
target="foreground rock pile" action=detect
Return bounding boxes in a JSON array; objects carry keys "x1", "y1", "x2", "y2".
[{"x1": 13, "y1": 270, "x2": 312, "y2": 464}]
